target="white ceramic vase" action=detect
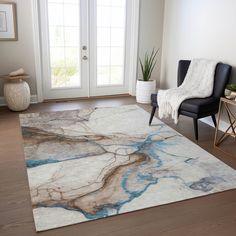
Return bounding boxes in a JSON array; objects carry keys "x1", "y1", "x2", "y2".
[
  {"x1": 136, "y1": 80, "x2": 156, "y2": 104},
  {"x1": 4, "y1": 80, "x2": 30, "y2": 111}
]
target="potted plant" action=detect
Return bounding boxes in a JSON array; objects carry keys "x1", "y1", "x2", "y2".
[
  {"x1": 136, "y1": 48, "x2": 159, "y2": 104},
  {"x1": 225, "y1": 84, "x2": 236, "y2": 98}
]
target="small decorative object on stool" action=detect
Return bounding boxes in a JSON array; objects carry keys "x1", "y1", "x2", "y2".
[{"x1": 0, "y1": 68, "x2": 31, "y2": 111}]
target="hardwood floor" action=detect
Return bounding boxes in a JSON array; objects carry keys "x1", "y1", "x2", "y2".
[{"x1": 0, "y1": 96, "x2": 236, "y2": 236}]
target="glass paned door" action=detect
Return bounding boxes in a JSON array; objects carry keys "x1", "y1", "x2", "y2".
[
  {"x1": 40, "y1": 0, "x2": 89, "y2": 100},
  {"x1": 90, "y1": 0, "x2": 129, "y2": 96},
  {"x1": 40, "y1": 0, "x2": 131, "y2": 99}
]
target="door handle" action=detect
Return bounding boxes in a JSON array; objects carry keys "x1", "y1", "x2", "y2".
[
  {"x1": 82, "y1": 46, "x2": 87, "y2": 50},
  {"x1": 83, "y1": 56, "x2": 88, "y2": 60}
]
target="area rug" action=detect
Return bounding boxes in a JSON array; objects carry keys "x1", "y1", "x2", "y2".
[{"x1": 20, "y1": 105, "x2": 236, "y2": 232}]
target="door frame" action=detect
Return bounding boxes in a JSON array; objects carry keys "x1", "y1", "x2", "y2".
[{"x1": 31, "y1": 0, "x2": 140, "y2": 102}]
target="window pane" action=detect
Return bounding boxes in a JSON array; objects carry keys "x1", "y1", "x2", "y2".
[
  {"x1": 110, "y1": 47, "x2": 124, "y2": 65},
  {"x1": 97, "y1": 66, "x2": 110, "y2": 86},
  {"x1": 65, "y1": 47, "x2": 80, "y2": 68},
  {"x1": 65, "y1": 27, "x2": 80, "y2": 47},
  {"x1": 48, "y1": 3, "x2": 63, "y2": 26},
  {"x1": 65, "y1": 0, "x2": 79, "y2": 3},
  {"x1": 110, "y1": 66, "x2": 123, "y2": 85},
  {"x1": 65, "y1": 67, "x2": 81, "y2": 87},
  {"x1": 50, "y1": 47, "x2": 65, "y2": 67},
  {"x1": 64, "y1": 4, "x2": 80, "y2": 26},
  {"x1": 48, "y1": 0, "x2": 63, "y2": 3},
  {"x1": 51, "y1": 67, "x2": 66, "y2": 88},
  {"x1": 111, "y1": 28, "x2": 124, "y2": 47},
  {"x1": 97, "y1": 6, "x2": 111, "y2": 27},
  {"x1": 97, "y1": 47, "x2": 110, "y2": 66},
  {"x1": 49, "y1": 26, "x2": 64, "y2": 47},
  {"x1": 111, "y1": 0, "x2": 126, "y2": 7},
  {"x1": 97, "y1": 28, "x2": 111, "y2": 47},
  {"x1": 96, "y1": 0, "x2": 126, "y2": 86},
  {"x1": 97, "y1": 0, "x2": 111, "y2": 7},
  {"x1": 111, "y1": 7, "x2": 125, "y2": 27},
  {"x1": 48, "y1": 0, "x2": 81, "y2": 88}
]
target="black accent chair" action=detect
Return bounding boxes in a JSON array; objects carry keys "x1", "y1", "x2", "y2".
[{"x1": 149, "y1": 60, "x2": 232, "y2": 140}]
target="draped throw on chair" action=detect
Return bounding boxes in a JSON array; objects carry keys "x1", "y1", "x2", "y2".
[
  {"x1": 158, "y1": 59, "x2": 218, "y2": 123},
  {"x1": 149, "y1": 60, "x2": 232, "y2": 140}
]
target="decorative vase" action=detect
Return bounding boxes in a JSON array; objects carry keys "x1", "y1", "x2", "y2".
[
  {"x1": 4, "y1": 79, "x2": 30, "y2": 111},
  {"x1": 136, "y1": 80, "x2": 156, "y2": 104}
]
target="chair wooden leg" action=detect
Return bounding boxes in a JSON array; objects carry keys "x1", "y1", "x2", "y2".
[
  {"x1": 211, "y1": 114, "x2": 217, "y2": 127},
  {"x1": 193, "y1": 118, "x2": 199, "y2": 140},
  {"x1": 149, "y1": 106, "x2": 157, "y2": 126}
]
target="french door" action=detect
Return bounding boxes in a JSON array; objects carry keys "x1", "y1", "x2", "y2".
[{"x1": 40, "y1": 0, "x2": 136, "y2": 100}]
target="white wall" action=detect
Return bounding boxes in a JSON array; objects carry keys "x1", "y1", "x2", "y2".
[
  {"x1": 0, "y1": 0, "x2": 165, "y2": 98},
  {"x1": 161, "y1": 0, "x2": 236, "y2": 128},
  {"x1": 161, "y1": 0, "x2": 236, "y2": 89},
  {"x1": 0, "y1": 0, "x2": 37, "y2": 96},
  {"x1": 138, "y1": 0, "x2": 164, "y2": 87}
]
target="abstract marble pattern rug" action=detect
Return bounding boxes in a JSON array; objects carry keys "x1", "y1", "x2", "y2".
[{"x1": 20, "y1": 105, "x2": 236, "y2": 232}]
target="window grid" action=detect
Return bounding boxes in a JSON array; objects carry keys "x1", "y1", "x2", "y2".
[
  {"x1": 48, "y1": 0, "x2": 81, "y2": 88},
  {"x1": 96, "y1": 0, "x2": 126, "y2": 86}
]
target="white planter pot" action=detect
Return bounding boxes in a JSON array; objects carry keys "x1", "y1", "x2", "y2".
[{"x1": 136, "y1": 80, "x2": 156, "y2": 104}]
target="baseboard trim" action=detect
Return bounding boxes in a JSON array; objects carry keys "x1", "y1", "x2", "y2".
[
  {"x1": 0, "y1": 95, "x2": 229, "y2": 133},
  {"x1": 0, "y1": 95, "x2": 38, "y2": 107},
  {"x1": 200, "y1": 117, "x2": 228, "y2": 133},
  {"x1": 43, "y1": 94, "x2": 132, "y2": 103}
]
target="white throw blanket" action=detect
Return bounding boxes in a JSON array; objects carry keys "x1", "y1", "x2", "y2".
[{"x1": 158, "y1": 59, "x2": 218, "y2": 124}]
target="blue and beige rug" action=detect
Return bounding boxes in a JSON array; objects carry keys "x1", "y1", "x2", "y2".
[{"x1": 20, "y1": 105, "x2": 236, "y2": 231}]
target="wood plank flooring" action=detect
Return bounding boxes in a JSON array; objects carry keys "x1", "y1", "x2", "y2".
[{"x1": 0, "y1": 96, "x2": 236, "y2": 236}]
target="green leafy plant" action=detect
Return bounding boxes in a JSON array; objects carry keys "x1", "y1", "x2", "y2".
[
  {"x1": 139, "y1": 48, "x2": 159, "y2": 81},
  {"x1": 226, "y1": 84, "x2": 236, "y2": 92}
]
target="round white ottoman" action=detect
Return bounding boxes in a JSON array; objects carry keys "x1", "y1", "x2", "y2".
[{"x1": 4, "y1": 79, "x2": 30, "y2": 111}]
